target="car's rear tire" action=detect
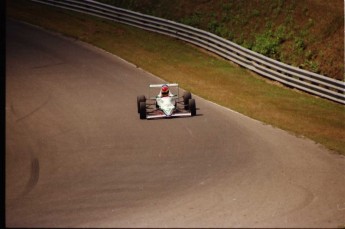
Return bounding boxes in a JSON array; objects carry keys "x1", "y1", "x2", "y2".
[
  {"x1": 189, "y1": 99, "x2": 196, "y2": 116},
  {"x1": 137, "y1": 95, "x2": 146, "y2": 113},
  {"x1": 183, "y1": 91, "x2": 192, "y2": 109},
  {"x1": 139, "y1": 101, "x2": 146, "y2": 119}
]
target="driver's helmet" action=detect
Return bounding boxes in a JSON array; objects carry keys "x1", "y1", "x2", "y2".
[{"x1": 161, "y1": 84, "x2": 169, "y2": 97}]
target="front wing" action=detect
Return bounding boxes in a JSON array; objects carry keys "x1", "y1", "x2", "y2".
[{"x1": 146, "y1": 112, "x2": 192, "y2": 120}]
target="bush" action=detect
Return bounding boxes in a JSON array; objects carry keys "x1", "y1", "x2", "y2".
[
  {"x1": 294, "y1": 37, "x2": 305, "y2": 52},
  {"x1": 252, "y1": 25, "x2": 287, "y2": 57},
  {"x1": 207, "y1": 19, "x2": 219, "y2": 34},
  {"x1": 252, "y1": 31, "x2": 279, "y2": 56},
  {"x1": 180, "y1": 11, "x2": 202, "y2": 27}
]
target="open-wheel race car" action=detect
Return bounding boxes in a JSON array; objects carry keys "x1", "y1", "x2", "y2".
[{"x1": 137, "y1": 83, "x2": 196, "y2": 120}]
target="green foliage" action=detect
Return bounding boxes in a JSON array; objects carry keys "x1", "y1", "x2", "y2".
[
  {"x1": 251, "y1": 9, "x2": 260, "y2": 17},
  {"x1": 306, "y1": 18, "x2": 314, "y2": 29},
  {"x1": 206, "y1": 19, "x2": 233, "y2": 40},
  {"x1": 294, "y1": 37, "x2": 305, "y2": 52},
  {"x1": 275, "y1": 25, "x2": 287, "y2": 42},
  {"x1": 180, "y1": 11, "x2": 202, "y2": 27},
  {"x1": 252, "y1": 25, "x2": 287, "y2": 57},
  {"x1": 252, "y1": 31, "x2": 279, "y2": 56},
  {"x1": 221, "y1": 12, "x2": 230, "y2": 23},
  {"x1": 287, "y1": 0, "x2": 297, "y2": 12},
  {"x1": 272, "y1": 0, "x2": 284, "y2": 16},
  {"x1": 82, "y1": 0, "x2": 344, "y2": 80},
  {"x1": 234, "y1": 33, "x2": 244, "y2": 45},
  {"x1": 284, "y1": 14, "x2": 293, "y2": 26},
  {"x1": 207, "y1": 19, "x2": 219, "y2": 34},
  {"x1": 302, "y1": 6, "x2": 309, "y2": 16},
  {"x1": 306, "y1": 60, "x2": 320, "y2": 73},
  {"x1": 215, "y1": 25, "x2": 231, "y2": 38},
  {"x1": 242, "y1": 40, "x2": 253, "y2": 49},
  {"x1": 222, "y1": 1, "x2": 232, "y2": 13}
]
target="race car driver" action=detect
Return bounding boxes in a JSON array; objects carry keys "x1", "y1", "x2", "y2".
[{"x1": 157, "y1": 84, "x2": 173, "y2": 97}]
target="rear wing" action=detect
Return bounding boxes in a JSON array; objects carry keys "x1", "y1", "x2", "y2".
[
  {"x1": 149, "y1": 83, "x2": 179, "y2": 88},
  {"x1": 148, "y1": 83, "x2": 179, "y2": 99}
]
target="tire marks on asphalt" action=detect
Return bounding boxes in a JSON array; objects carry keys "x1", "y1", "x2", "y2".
[
  {"x1": 15, "y1": 97, "x2": 51, "y2": 123},
  {"x1": 22, "y1": 157, "x2": 40, "y2": 196}
]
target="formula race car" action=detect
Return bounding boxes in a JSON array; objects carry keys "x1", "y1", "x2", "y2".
[{"x1": 137, "y1": 83, "x2": 196, "y2": 120}]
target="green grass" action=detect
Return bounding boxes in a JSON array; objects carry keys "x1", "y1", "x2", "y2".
[{"x1": 7, "y1": 0, "x2": 345, "y2": 155}]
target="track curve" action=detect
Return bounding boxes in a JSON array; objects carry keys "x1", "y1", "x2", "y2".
[{"x1": 6, "y1": 20, "x2": 345, "y2": 228}]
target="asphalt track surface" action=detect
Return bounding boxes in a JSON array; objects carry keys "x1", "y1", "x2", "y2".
[{"x1": 6, "y1": 19, "x2": 345, "y2": 228}]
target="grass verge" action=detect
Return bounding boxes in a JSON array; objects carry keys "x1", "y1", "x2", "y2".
[{"x1": 7, "y1": 0, "x2": 345, "y2": 155}]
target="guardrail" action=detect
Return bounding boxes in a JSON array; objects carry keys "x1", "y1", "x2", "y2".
[{"x1": 32, "y1": 0, "x2": 345, "y2": 104}]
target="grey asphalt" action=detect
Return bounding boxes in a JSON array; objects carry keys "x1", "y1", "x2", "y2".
[{"x1": 6, "y1": 19, "x2": 345, "y2": 228}]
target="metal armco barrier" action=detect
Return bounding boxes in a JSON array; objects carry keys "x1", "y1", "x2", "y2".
[{"x1": 32, "y1": 0, "x2": 345, "y2": 104}]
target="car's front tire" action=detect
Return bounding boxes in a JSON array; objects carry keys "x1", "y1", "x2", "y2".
[
  {"x1": 137, "y1": 95, "x2": 146, "y2": 113},
  {"x1": 183, "y1": 91, "x2": 192, "y2": 109},
  {"x1": 189, "y1": 99, "x2": 196, "y2": 116},
  {"x1": 139, "y1": 101, "x2": 146, "y2": 119}
]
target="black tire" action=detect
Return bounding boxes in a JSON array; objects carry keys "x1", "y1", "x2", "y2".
[
  {"x1": 183, "y1": 91, "x2": 192, "y2": 109},
  {"x1": 189, "y1": 99, "x2": 196, "y2": 116},
  {"x1": 139, "y1": 101, "x2": 146, "y2": 119},
  {"x1": 137, "y1": 95, "x2": 146, "y2": 113}
]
